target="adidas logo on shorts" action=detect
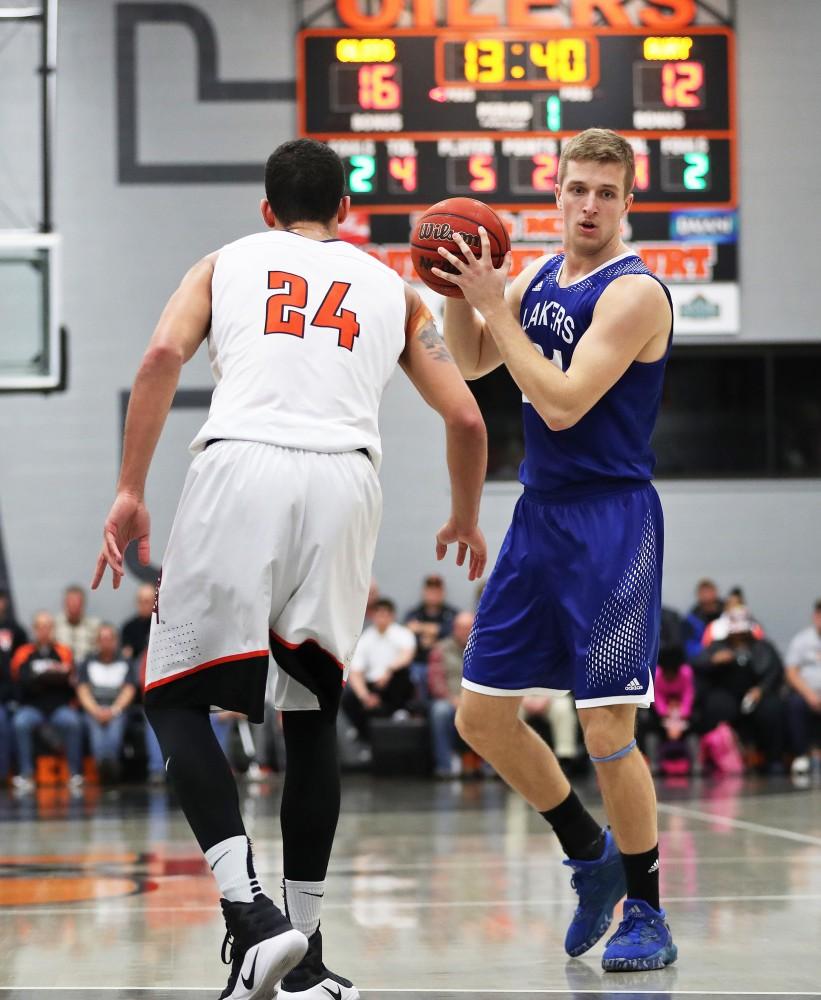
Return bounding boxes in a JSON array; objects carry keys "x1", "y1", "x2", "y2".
[{"x1": 624, "y1": 677, "x2": 643, "y2": 692}]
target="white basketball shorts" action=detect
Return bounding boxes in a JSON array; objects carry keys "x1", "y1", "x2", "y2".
[{"x1": 143, "y1": 439, "x2": 381, "y2": 721}]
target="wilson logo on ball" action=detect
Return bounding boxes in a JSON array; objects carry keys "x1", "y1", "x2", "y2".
[
  {"x1": 417, "y1": 222, "x2": 480, "y2": 248},
  {"x1": 411, "y1": 197, "x2": 510, "y2": 298}
]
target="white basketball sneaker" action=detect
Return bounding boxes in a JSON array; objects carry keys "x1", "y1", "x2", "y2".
[{"x1": 278, "y1": 926, "x2": 359, "y2": 1000}]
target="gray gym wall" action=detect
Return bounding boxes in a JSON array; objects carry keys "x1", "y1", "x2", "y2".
[{"x1": 0, "y1": 0, "x2": 819, "y2": 650}]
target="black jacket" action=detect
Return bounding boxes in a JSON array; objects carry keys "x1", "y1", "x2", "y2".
[
  {"x1": 694, "y1": 637, "x2": 784, "y2": 698},
  {"x1": 12, "y1": 642, "x2": 76, "y2": 714}
]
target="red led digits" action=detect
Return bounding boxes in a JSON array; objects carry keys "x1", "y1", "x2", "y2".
[
  {"x1": 531, "y1": 153, "x2": 558, "y2": 191},
  {"x1": 388, "y1": 155, "x2": 417, "y2": 192},
  {"x1": 358, "y1": 64, "x2": 401, "y2": 110},
  {"x1": 661, "y1": 61, "x2": 704, "y2": 109},
  {"x1": 468, "y1": 154, "x2": 497, "y2": 193},
  {"x1": 634, "y1": 152, "x2": 650, "y2": 191}
]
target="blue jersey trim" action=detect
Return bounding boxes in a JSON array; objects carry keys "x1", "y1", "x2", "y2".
[{"x1": 523, "y1": 478, "x2": 651, "y2": 505}]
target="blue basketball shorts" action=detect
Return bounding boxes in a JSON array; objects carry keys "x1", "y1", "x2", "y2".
[{"x1": 463, "y1": 481, "x2": 662, "y2": 708}]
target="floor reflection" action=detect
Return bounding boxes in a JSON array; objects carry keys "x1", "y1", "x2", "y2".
[{"x1": 0, "y1": 773, "x2": 819, "y2": 997}]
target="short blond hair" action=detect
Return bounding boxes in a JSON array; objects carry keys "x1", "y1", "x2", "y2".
[{"x1": 558, "y1": 128, "x2": 635, "y2": 195}]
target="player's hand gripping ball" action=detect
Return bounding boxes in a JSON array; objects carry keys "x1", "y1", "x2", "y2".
[{"x1": 410, "y1": 197, "x2": 510, "y2": 298}]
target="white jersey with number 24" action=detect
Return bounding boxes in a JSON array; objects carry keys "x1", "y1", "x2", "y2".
[{"x1": 191, "y1": 229, "x2": 406, "y2": 471}]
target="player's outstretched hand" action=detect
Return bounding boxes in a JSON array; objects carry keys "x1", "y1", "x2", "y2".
[
  {"x1": 431, "y1": 226, "x2": 512, "y2": 315},
  {"x1": 435, "y1": 519, "x2": 487, "y2": 581},
  {"x1": 92, "y1": 491, "x2": 151, "y2": 591}
]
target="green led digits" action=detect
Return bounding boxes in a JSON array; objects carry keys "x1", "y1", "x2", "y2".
[
  {"x1": 348, "y1": 154, "x2": 376, "y2": 193},
  {"x1": 545, "y1": 95, "x2": 562, "y2": 132},
  {"x1": 682, "y1": 152, "x2": 710, "y2": 191}
]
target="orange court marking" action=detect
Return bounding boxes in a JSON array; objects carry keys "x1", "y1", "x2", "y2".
[
  {"x1": 0, "y1": 851, "x2": 138, "y2": 867},
  {"x1": 0, "y1": 876, "x2": 144, "y2": 906}
]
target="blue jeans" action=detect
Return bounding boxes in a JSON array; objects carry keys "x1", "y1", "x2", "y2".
[
  {"x1": 0, "y1": 703, "x2": 11, "y2": 779},
  {"x1": 85, "y1": 713, "x2": 128, "y2": 764},
  {"x1": 429, "y1": 698, "x2": 458, "y2": 773},
  {"x1": 13, "y1": 704, "x2": 83, "y2": 777},
  {"x1": 410, "y1": 661, "x2": 430, "y2": 705},
  {"x1": 787, "y1": 690, "x2": 821, "y2": 755}
]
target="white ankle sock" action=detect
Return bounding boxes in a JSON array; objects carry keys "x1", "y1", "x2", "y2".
[
  {"x1": 205, "y1": 835, "x2": 262, "y2": 903},
  {"x1": 283, "y1": 878, "x2": 324, "y2": 936}
]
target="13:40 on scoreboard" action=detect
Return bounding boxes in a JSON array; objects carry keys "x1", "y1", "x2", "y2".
[{"x1": 297, "y1": 1, "x2": 738, "y2": 335}]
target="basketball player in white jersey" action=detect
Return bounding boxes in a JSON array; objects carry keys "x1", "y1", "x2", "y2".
[{"x1": 92, "y1": 139, "x2": 487, "y2": 1000}]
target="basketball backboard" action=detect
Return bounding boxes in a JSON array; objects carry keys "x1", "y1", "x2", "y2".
[{"x1": 0, "y1": 230, "x2": 62, "y2": 391}]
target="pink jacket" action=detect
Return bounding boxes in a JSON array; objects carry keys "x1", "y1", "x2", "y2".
[{"x1": 653, "y1": 663, "x2": 695, "y2": 719}]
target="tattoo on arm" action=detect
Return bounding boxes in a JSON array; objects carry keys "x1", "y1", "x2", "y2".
[{"x1": 418, "y1": 320, "x2": 454, "y2": 363}]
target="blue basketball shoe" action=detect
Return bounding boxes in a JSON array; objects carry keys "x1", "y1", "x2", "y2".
[
  {"x1": 601, "y1": 898, "x2": 678, "y2": 972},
  {"x1": 563, "y1": 829, "x2": 627, "y2": 957}
]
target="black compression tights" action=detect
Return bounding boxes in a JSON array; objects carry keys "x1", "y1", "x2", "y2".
[
  {"x1": 145, "y1": 704, "x2": 245, "y2": 852},
  {"x1": 280, "y1": 710, "x2": 341, "y2": 882}
]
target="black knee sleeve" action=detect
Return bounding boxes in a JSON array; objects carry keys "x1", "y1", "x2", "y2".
[
  {"x1": 280, "y1": 709, "x2": 341, "y2": 881},
  {"x1": 145, "y1": 704, "x2": 244, "y2": 852}
]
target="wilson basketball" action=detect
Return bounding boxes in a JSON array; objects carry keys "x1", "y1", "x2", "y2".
[{"x1": 410, "y1": 197, "x2": 510, "y2": 298}]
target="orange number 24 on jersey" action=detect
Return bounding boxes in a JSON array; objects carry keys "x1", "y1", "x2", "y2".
[{"x1": 264, "y1": 271, "x2": 361, "y2": 352}]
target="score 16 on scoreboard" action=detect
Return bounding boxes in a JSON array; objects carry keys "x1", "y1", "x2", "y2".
[{"x1": 297, "y1": 1, "x2": 739, "y2": 333}]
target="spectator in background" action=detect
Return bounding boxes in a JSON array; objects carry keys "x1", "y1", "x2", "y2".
[
  {"x1": 693, "y1": 607, "x2": 785, "y2": 773},
  {"x1": 11, "y1": 611, "x2": 83, "y2": 792},
  {"x1": 683, "y1": 578, "x2": 724, "y2": 662},
  {"x1": 404, "y1": 573, "x2": 458, "y2": 697},
  {"x1": 641, "y1": 645, "x2": 698, "y2": 775},
  {"x1": 428, "y1": 610, "x2": 473, "y2": 777},
  {"x1": 120, "y1": 584, "x2": 155, "y2": 661},
  {"x1": 55, "y1": 584, "x2": 100, "y2": 664},
  {"x1": 0, "y1": 588, "x2": 27, "y2": 785},
  {"x1": 784, "y1": 599, "x2": 821, "y2": 776},
  {"x1": 341, "y1": 599, "x2": 415, "y2": 745},
  {"x1": 701, "y1": 587, "x2": 765, "y2": 647},
  {"x1": 76, "y1": 623, "x2": 138, "y2": 783}
]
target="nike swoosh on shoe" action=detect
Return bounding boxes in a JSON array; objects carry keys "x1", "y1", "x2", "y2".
[{"x1": 241, "y1": 953, "x2": 258, "y2": 991}]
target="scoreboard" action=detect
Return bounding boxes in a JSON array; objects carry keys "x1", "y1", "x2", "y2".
[
  {"x1": 298, "y1": 28, "x2": 734, "y2": 212},
  {"x1": 296, "y1": 12, "x2": 738, "y2": 334}
]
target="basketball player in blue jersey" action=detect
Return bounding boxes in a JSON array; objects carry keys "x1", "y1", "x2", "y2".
[{"x1": 433, "y1": 128, "x2": 677, "y2": 972}]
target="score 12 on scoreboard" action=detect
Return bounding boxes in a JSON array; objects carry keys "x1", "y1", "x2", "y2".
[{"x1": 297, "y1": 26, "x2": 735, "y2": 214}]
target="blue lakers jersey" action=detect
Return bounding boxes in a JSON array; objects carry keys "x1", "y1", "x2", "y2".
[{"x1": 518, "y1": 251, "x2": 672, "y2": 494}]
